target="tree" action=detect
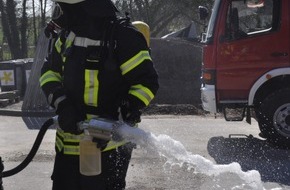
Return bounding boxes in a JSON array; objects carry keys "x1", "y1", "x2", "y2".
[
  {"x1": 0, "y1": 0, "x2": 22, "y2": 59},
  {"x1": 39, "y1": 0, "x2": 48, "y2": 28},
  {"x1": 115, "y1": 0, "x2": 213, "y2": 37},
  {"x1": 21, "y1": 0, "x2": 28, "y2": 58},
  {"x1": 0, "y1": 0, "x2": 214, "y2": 60},
  {"x1": 0, "y1": 0, "x2": 50, "y2": 60}
]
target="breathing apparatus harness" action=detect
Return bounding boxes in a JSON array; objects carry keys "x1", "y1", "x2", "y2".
[{"x1": 0, "y1": 12, "x2": 150, "y2": 190}]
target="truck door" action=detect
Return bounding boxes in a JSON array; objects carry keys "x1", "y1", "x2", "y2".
[{"x1": 216, "y1": 0, "x2": 289, "y2": 102}]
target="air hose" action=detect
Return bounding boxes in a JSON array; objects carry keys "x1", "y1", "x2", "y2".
[{"x1": 1, "y1": 118, "x2": 54, "y2": 178}]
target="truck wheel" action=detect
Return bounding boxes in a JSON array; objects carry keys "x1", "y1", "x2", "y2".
[{"x1": 258, "y1": 88, "x2": 290, "y2": 148}]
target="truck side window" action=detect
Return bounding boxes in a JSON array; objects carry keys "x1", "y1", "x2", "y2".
[{"x1": 225, "y1": 0, "x2": 280, "y2": 40}]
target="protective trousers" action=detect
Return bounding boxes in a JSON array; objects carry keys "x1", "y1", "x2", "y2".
[{"x1": 51, "y1": 143, "x2": 134, "y2": 190}]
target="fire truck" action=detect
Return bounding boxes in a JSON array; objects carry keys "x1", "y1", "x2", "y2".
[{"x1": 199, "y1": 0, "x2": 290, "y2": 147}]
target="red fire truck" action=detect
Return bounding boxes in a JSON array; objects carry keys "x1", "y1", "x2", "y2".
[{"x1": 199, "y1": 0, "x2": 290, "y2": 147}]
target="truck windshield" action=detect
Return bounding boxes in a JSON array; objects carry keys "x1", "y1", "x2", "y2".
[
  {"x1": 226, "y1": 0, "x2": 276, "y2": 39},
  {"x1": 203, "y1": 0, "x2": 221, "y2": 43}
]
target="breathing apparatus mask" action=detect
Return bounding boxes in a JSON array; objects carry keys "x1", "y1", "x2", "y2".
[
  {"x1": 45, "y1": 1, "x2": 85, "y2": 37},
  {"x1": 51, "y1": 3, "x2": 63, "y2": 21},
  {"x1": 44, "y1": 3, "x2": 63, "y2": 38}
]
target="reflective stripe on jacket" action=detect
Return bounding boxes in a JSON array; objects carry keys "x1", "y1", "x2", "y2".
[
  {"x1": 39, "y1": 70, "x2": 62, "y2": 87},
  {"x1": 55, "y1": 128, "x2": 127, "y2": 155},
  {"x1": 40, "y1": 20, "x2": 159, "y2": 155}
]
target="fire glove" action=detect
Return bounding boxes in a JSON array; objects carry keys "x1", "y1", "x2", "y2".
[
  {"x1": 121, "y1": 100, "x2": 141, "y2": 126},
  {"x1": 57, "y1": 99, "x2": 81, "y2": 134},
  {"x1": 92, "y1": 138, "x2": 109, "y2": 151},
  {"x1": 119, "y1": 99, "x2": 141, "y2": 149},
  {"x1": 123, "y1": 110, "x2": 141, "y2": 126}
]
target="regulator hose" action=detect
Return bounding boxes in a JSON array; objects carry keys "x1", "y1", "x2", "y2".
[{"x1": 2, "y1": 118, "x2": 54, "y2": 178}]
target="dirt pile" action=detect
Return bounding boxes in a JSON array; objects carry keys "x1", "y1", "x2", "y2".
[{"x1": 143, "y1": 104, "x2": 207, "y2": 115}]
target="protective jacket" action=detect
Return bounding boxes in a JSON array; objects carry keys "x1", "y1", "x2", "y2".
[{"x1": 40, "y1": 17, "x2": 159, "y2": 155}]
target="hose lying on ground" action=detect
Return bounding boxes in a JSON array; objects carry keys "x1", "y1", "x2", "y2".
[{"x1": 2, "y1": 118, "x2": 54, "y2": 177}]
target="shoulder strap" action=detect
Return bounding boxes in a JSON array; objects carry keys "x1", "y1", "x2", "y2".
[{"x1": 103, "y1": 15, "x2": 131, "y2": 71}]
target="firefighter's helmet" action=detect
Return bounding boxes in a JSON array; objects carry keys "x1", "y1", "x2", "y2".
[{"x1": 52, "y1": 0, "x2": 118, "y2": 18}]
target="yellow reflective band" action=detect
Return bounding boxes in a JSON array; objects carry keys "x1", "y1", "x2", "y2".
[
  {"x1": 39, "y1": 70, "x2": 62, "y2": 87},
  {"x1": 120, "y1": 50, "x2": 151, "y2": 75},
  {"x1": 55, "y1": 38, "x2": 62, "y2": 53},
  {"x1": 86, "y1": 114, "x2": 97, "y2": 120},
  {"x1": 84, "y1": 69, "x2": 99, "y2": 107},
  {"x1": 55, "y1": 135, "x2": 64, "y2": 152},
  {"x1": 86, "y1": 59, "x2": 99, "y2": 63},
  {"x1": 57, "y1": 129, "x2": 83, "y2": 141},
  {"x1": 57, "y1": 129, "x2": 65, "y2": 138},
  {"x1": 57, "y1": 31, "x2": 76, "y2": 63},
  {"x1": 63, "y1": 134, "x2": 83, "y2": 143},
  {"x1": 129, "y1": 84, "x2": 154, "y2": 106},
  {"x1": 62, "y1": 56, "x2": 66, "y2": 63},
  {"x1": 55, "y1": 128, "x2": 127, "y2": 155},
  {"x1": 63, "y1": 145, "x2": 80, "y2": 155},
  {"x1": 56, "y1": 129, "x2": 81, "y2": 155},
  {"x1": 65, "y1": 32, "x2": 76, "y2": 49},
  {"x1": 102, "y1": 141, "x2": 127, "y2": 152}
]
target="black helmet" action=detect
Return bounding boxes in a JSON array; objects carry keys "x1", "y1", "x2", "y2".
[
  {"x1": 81, "y1": 0, "x2": 118, "y2": 18},
  {"x1": 52, "y1": 0, "x2": 118, "y2": 18}
]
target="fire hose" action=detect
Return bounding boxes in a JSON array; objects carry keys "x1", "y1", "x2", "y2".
[
  {"x1": 1, "y1": 118, "x2": 54, "y2": 178},
  {"x1": 0, "y1": 118, "x2": 54, "y2": 190},
  {"x1": 0, "y1": 117, "x2": 148, "y2": 189}
]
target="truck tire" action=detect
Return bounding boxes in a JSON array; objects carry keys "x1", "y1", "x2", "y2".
[{"x1": 258, "y1": 88, "x2": 290, "y2": 148}]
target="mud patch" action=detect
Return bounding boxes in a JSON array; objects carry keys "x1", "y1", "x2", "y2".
[
  {"x1": 4, "y1": 150, "x2": 55, "y2": 162},
  {"x1": 143, "y1": 104, "x2": 208, "y2": 115}
]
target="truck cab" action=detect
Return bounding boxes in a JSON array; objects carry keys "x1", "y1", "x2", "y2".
[{"x1": 200, "y1": 0, "x2": 290, "y2": 147}]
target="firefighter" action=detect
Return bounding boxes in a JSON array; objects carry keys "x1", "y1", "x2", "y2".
[{"x1": 39, "y1": 0, "x2": 159, "y2": 189}]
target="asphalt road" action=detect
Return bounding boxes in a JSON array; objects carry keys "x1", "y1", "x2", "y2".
[{"x1": 1, "y1": 115, "x2": 290, "y2": 190}]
